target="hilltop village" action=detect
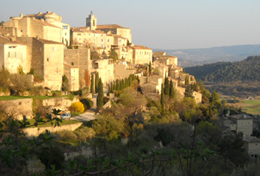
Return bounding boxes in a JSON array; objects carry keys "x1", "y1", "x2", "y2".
[
  {"x1": 0, "y1": 11, "x2": 201, "y2": 102},
  {"x1": 2, "y1": 11, "x2": 260, "y2": 176}
]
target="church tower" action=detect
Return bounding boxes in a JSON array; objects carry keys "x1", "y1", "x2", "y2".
[{"x1": 86, "y1": 11, "x2": 97, "y2": 30}]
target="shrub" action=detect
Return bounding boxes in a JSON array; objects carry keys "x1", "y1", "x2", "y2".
[
  {"x1": 80, "y1": 98, "x2": 93, "y2": 110},
  {"x1": 70, "y1": 102, "x2": 85, "y2": 113}
]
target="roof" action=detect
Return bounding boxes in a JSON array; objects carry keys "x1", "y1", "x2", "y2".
[
  {"x1": 132, "y1": 45, "x2": 152, "y2": 50},
  {"x1": 0, "y1": 36, "x2": 26, "y2": 45},
  {"x1": 33, "y1": 19, "x2": 60, "y2": 28},
  {"x1": 230, "y1": 114, "x2": 253, "y2": 120},
  {"x1": 153, "y1": 51, "x2": 166, "y2": 57},
  {"x1": 72, "y1": 27, "x2": 105, "y2": 34},
  {"x1": 97, "y1": 24, "x2": 128, "y2": 29},
  {"x1": 243, "y1": 136, "x2": 260, "y2": 143},
  {"x1": 37, "y1": 38, "x2": 64, "y2": 45}
]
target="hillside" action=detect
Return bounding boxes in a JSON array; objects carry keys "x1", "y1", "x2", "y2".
[
  {"x1": 184, "y1": 56, "x2": 260, "y2": 97},
  {"x1": 184, "y1": 55, "x2": 260, "y2": 83},
  {"x1": 154, "y1": 44, "x2": 260, "y2": 67}
]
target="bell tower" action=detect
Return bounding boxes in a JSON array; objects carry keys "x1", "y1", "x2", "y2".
[{"x1": 86, "y1": 11, "x2": 97, "y2": 30}]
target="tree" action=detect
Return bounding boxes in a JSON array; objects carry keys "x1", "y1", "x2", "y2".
[
  {"x1": 185, "y1": 76, "x2": 190, "y2": 86},
  {"x1": 0, "y1": 21, "x2": 4, "y2": 26},
  {"x1": 91, "y1": 50, "x2": 101, "y2": 60},
  {"x1": 9, "y1": 74, "x2": 33, "y2": 95},
  {"x1": 95, "y1": 72, "x2": 99, "y2": 93},
  {"x1": 91, "y1": 73, "x2": 94, "y2": 97},
  {"x1": 169, "y1": 80, "x2": 176, "y2": 98},
  {"x1": 97, "y1": 78, "x2": 104, "y2": 112},
  {"x1": 185, "y1": 84, "x2": 194, "y2": 98},
  {"x1": 109, "y1": 49, "x2": 118, "y2": 62},
  {"x1": 61, "y1": 75, "x2": 69, "y2": 92},
  {"x1": 149, "y1": 62, "x2": 152, "y2": 76},
  {"x1": 160, "y1": 84, "x2": 165, "y2": 114},
  {"x1": 164, "y1": 77, "x2": 170, "y2": 95}
]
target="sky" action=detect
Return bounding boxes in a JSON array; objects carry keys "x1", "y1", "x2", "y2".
[{"x1": 1, "y1": 0, "x2": 260, "y2": 50}]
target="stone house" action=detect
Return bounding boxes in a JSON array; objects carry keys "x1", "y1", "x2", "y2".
[
  {"x1": 64, "y1": 48, "x2": 91, "y2": 88},
  {"x1": 0, "y1": 36, "x2": 28, "y2": 73},
  {"x1": 131, "y1": 45, "x2": 152, "y2": 65},
  {"x1": 31, "y1": 38, "x2": 65, "y2": 90},
  {"x1": 64, "y1": 63, "x2": 79, "y2": 91},
  {"x1": 4, "y1": 13, "x2": 62, "y2": 43},
  {"x1": 229, "y1": 114, "x2": 253, "y2": 136},
  {"x1": 243, "y1": 136, "x2": 260, "y2": 157},
  {"x1": 92, "y1": 59, "x2": 114, "y2": 85}
]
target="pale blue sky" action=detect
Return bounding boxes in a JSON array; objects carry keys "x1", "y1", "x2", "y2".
[{"x1": 1, "y1": 0, "x2": 260, "y2": 49}]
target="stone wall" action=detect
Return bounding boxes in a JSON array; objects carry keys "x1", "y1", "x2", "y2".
[
  {"x1": 42, "y1": 97, "x2": 79, "y2": 108},
  {"x1": 64, "y1": 48, "x2": 91, "y2": 88},
  {"x1": 23, "y1": 122, "x2": 83, "y2": 137},
  {"x1": 0, "y1": 98, "x2": 33, "y2": 120}
]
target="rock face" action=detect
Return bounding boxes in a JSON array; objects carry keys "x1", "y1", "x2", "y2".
[{"x1": 0, "y1": 98, "x2": 33, "y2": 120}]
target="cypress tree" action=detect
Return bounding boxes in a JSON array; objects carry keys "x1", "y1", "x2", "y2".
[
  {"x1": 95, "y1": 72, "x2": 99, "y2": 93},
  {"x1": 91, "y1": 73, "x2": 94, "y2": 97},
  {"x1": 164, "y1": 77, "x2": 170, "y2": 95},
  {"x1": 169, "y1": 80, "x2": 175, "y2": 98},
  {"x1": 110, "y1": 82, "x2": 113, "y2": 93},
  {"x1": 149, "y1": 62, "x2": 152, "y2": 76},
  {"x1": 107, "y1": 84, "x2": 110, "y2": 96},
  {"x1": 97, "y1": 78, "x2": 104, "y2": 112},
  {"x1": 116, "y1": 79, "x2": 119, "y2": 90},
  {"x1": 160, "y1": 84, "x2": 165, "y2": 114}
]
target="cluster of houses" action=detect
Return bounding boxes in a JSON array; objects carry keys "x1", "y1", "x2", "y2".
[
  {"x1": 223, "y1": 113, "x2": 260, "y2": 158},
  {"x1": 0, "y1": 11, "x2": 201, "y2": 102},
  {"x1": 2, "y1": 11, "x2": 260, "y2": 158}
]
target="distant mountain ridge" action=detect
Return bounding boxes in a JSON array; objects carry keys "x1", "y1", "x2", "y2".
[
  {"x1": 153, "y1": 44, "x2": 260, "y2": 67},
  {"x1": 184, "y1": 55, "x2": 260, "y2": 83}
]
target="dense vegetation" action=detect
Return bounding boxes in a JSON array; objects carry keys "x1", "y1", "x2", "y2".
[
  {"x1": 0, "y1": 75, "x2": 256, "y2": 176},
  {"x1": 184, "y1": 56, "x2": 260, "y2": 96},
  {"x1": 184, "y1": 55, "x2": 260, "y2": 83}
]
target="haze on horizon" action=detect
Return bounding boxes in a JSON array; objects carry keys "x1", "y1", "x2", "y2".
[{"x1": 1, "y1": 0, "x2": 260, "y2": 50}]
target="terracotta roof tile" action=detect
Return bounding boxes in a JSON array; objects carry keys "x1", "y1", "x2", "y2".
[
  {"x1": 97, "y1": 24, "x2": 129, "y2": 29},
  {"x1": 132, "y1": 45, "x2": 152, "y2": 50}
]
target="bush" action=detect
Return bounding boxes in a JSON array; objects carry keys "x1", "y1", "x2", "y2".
[
  {"x1": 70, "y1": 102, "x2": 85, "y2": 113},
  {"x1": 80, "y1": 98, "x2": 93, "y2": 110}
]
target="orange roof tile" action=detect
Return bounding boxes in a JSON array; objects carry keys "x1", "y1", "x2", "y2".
[
  {"x1": 132, "y1": 45, "x2": 152, "y2": 50},
  {"x1": 97, "y1": 24, "x2": 129, "y2": 29}
]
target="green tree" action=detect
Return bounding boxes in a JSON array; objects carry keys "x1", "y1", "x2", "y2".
[
  {"x1": 169, "y1": 80, "x2": 176, "y2": 98},
  {"x1": 95, "y1": 72, "x2": 99, "y2": 93},
  {"x1": 149, "y1": 62, "x2": 152, "y2": 76},
  {"x1": 97, "y1": 78, "x2": 104, "y2": 112},
  {"x1": 109, "y1": 49, "x2": 118, "y2": 62},
  {"x1": 185, "y1": 84, "x2": 194, "y2": 98},
  {"x1": 160, "y1": 84, "x2": 165, "y2": 114},
  {"x1": 164, "y1": 77, "x2": 170, "y2": 95},
  {"x1": 91, "y1": 73, "x2": 94, "y2": 97},
  {"x1": 61, "y1": 75, "x2": 69, "y2": 92}
]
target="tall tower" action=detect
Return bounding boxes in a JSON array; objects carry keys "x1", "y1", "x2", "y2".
[{"x1": 86, "y1": 11, "x2": 97, "y2": 30}]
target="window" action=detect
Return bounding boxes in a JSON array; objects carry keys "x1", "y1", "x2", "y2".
[
  {"x1": 101, "y1": 39, "x2": 103, "y2": 42},
  {"x1": 107, "y1": 39, "x2": 110, "y2": 42},
  {"x1": 63, "y1": 26, "x2": 68, "y2": 29},
  {"x1": 47, "y1": 58, "x2": 49, "y2": 61}
]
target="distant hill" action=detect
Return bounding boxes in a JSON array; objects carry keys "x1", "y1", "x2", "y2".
[
  {"x1": 184, "y1": 55, "x2": 260, "y2": 83},
  {"x1": 154, "y1": 44, "x2": 260, "y2": 67}
]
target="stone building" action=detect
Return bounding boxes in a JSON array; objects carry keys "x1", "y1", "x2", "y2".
[
  {"x1": 64, "y1": 63, "x2": 79, "y2": 91},
  {"x1": 0, "y1": 36, "x2": 28, "y2": 73},
  {"x1": 131, "y1": 45, "x2": 152, "y2": 65},
  {"x1": 4, "y1": 14, "x2": 62, "y2": 43},
  {"x1": 31, "y1": 38, "x2": 65, "y2": 90},
  {"x1": 92, "y1": 59, "x2": 114, "y2": 85},
  {"x1": 3, "y1": 12, "x2": 70, "y2": 45},
  {"x1": 64, "y1": 48, "x2": 91, "y2": 89},
  {"x1": 230, "y1": 114, "x2": 253, "y2": 136}
]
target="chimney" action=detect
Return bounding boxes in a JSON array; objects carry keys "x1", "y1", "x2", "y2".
[{"x1": 20, "y1": 13, "x2": 23, "y2": 18}]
